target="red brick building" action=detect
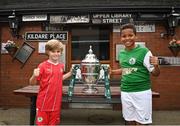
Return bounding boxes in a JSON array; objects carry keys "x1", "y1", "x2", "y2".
[{"x1": 0, "y1": 0, "x2": 180, "y2": 110}]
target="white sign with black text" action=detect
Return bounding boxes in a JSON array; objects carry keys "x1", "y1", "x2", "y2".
[{"x1": 22, "y1": 15, "x2": 47, "y2": 21}]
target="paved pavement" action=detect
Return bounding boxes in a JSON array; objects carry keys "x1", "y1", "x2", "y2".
[{"x1": 0, "y1": 107, "x2": 180, "y2": 125}]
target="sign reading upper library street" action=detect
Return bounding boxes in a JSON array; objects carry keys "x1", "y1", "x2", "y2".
[
  {"x1": 25, "y1": 32, "x2": 68, "y2": 41},
  {"x1": 92, "y1": 13, "x2": 133, "y2": 24}
]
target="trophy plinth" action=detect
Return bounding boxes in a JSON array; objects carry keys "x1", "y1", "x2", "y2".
[{"x1": 80, "y1": 45, "x2": 100, "y2": 94}]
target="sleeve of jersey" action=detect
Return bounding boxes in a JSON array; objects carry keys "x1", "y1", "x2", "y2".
[{"x1": 143, "y1": 51, "x2": 154, "y2": 72}]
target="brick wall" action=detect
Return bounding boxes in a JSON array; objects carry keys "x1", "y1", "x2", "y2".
[
  {"x1": 0, "y1": 22, "x2": 44, "y2": 107},
  {"x1": 0, "y1": 22, "x2": 180, "y2": 110}
]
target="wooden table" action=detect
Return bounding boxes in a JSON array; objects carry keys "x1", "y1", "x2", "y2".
[{"x1": 14, "y1": 85, "x2": 160, "y2": 125}]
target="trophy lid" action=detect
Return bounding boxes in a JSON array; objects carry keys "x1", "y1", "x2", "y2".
[{"x1": 81, "y1": 45, "x2": 99, "y2": 63}]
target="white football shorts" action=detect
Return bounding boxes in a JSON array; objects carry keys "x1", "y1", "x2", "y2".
[{"x1": 121, "y1": 89, "x2": 152, "y2": 124}]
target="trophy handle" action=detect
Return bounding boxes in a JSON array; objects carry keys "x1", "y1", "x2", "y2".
[
  {"x1": 67, "y1": 65, "x2": 79, "y2": 101},
  {"x1": 103, "y1": 66, "x2": 111, "y2": 101}
]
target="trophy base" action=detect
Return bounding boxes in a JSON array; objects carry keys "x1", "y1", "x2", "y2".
[{"x1": 82, "y1": 85, "x2": 98, "y2": 94}]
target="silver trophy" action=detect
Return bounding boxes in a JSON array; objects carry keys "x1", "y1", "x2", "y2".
[
  {"x1": 67, "y1": 45, "x2": 111, "y2": 100},
  {"x1": 80, "y1": 45, "x2": 101, "y2": 94}
]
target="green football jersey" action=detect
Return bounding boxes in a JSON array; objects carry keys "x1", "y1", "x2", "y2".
[{"x1": 118, "y1": 45, "x2": 151, "y2": 92}]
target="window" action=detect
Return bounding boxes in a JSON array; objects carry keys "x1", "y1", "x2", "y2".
[{"x1": 71, "y1": 25, "x2": 110, "y2": 61}]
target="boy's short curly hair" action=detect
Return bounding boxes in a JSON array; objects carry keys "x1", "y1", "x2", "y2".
[
  {"x1": 120, "y1": 23, "x2": 136, "y2": 35},
  {"x1": 45, "y1": 39, "x2": 64, "y2": 54}
]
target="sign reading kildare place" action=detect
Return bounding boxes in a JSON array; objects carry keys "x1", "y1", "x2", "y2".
[
  {"x1": 92, "y1": 13, "x2": 133, "y2": 24},
  {"x1": 25, "y1": 32, "x2": 68, "y2": 41}
]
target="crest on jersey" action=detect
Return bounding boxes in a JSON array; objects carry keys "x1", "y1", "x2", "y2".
[
  {"x1": 129, "y1": 57, "x2": 136, "y2": 65},
  {"x1": 37, "y1": 117, "x2": 43, "y2": 122}
]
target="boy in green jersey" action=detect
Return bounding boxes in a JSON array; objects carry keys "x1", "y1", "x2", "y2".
[{"x1": 110, "y1": 23, "x2": 160, "y2": 125}]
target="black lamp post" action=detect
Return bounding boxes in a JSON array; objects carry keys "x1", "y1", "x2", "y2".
[
  {"x1": 167, "y1": 7, "x2": 180, "y2": 36},
  {"x1": 8, "y1": 10, "x2": 19, "y2": 37}
]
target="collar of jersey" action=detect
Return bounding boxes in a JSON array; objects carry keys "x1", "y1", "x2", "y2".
[{"x1": 47, "y1": 60, "x2": 59, "y2": 65}]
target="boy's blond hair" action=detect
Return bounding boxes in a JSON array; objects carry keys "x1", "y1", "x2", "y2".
[{"x1": 45, "y1": 39, "x2": 64, "y2": 54}]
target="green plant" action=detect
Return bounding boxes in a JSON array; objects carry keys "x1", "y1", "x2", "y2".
[
  {"x1": 4, "y1": 40, "x2": 19, "y2": 56},
  {"x1": 169, "y1": 39, "x2": 180, "y2": 47},
  {"x1": 4, "y1": 40, "x2": 18, "y2": 49}
]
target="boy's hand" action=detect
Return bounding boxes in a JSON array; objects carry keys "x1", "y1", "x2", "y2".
[
  {"x1": 150, "y1": 56, "x2": 159, "y2": 66},
  {"x1": 33, "y1": 68, "x2": 40, "y2": 77}
]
